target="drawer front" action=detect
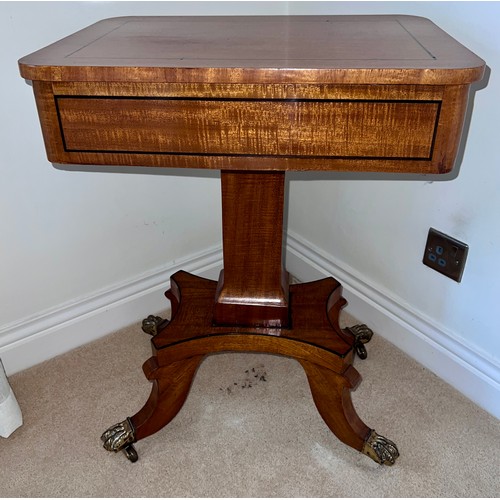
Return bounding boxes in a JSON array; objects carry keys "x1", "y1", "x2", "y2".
[{"x1": 55, "y1": 96, "x2": 440, "y2": 161}]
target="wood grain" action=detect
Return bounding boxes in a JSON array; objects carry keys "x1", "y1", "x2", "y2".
[
  {"x1": 131, "y1": 356, "x2": 204, "y2": 442},
  {"x1": 152, "y1": 271, "x2": 353, "y2": 372},
  {"x1": 214, "y1": 172, "x2": 289, "y2": 327},
  {"x1": 22, "y1": 16, "x2": 485, "y2": 173},
  {"x1": 31, "y1": 79, "x2": 470, "y2": 174},
  {"x1": 300, "y1": 361, "x2": 371, "y2": 451},
  {"x1": 55, "y1": 96, "x2": 440, "y2": 160}
]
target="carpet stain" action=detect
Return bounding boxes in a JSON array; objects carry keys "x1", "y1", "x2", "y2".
[{"x1": 219, "y1": 364, "x2": 267, "y2": 395}]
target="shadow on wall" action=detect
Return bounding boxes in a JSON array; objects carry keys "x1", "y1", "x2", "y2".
[{"x1": 52, "y1": 163, "x2": 222, "y2": 179}]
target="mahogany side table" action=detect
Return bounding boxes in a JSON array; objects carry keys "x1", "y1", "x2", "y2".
[{"x1": 19, "y1": 15, "x2": 484, "y2": 466}]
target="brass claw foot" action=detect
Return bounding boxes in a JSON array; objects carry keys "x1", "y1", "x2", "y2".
[
  {"x1": 362, "y1": 430, "x2": 399, "y2": 465},
  {"x1": 141, "y1": 315, "x2": 167, "y2": 336},
  {"x1": 101, "y1": 418, "x2": 138, "y2": 462},
  {"x1": 345, "y1": 324, "x2": 374, "y2": 359}
]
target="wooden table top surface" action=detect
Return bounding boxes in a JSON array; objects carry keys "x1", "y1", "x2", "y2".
[{"x1": 19, "y1": 15, "x2": 484, "y2": 85}]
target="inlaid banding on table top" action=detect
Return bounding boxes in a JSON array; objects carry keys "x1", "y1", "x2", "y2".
[
  {"x1": 64, "y1": 19, "x2": 435, "y2": 62},
  {"x1": 54, "y1": 95, "x2": 441, "y2": 161},
  {"x1": 18, "y1": 16, "x2": 485, "y2": 84}
]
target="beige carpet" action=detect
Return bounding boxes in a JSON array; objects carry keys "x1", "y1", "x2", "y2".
[{"x1": 1, "y1": 310, "x2": 499, "y2": 497}]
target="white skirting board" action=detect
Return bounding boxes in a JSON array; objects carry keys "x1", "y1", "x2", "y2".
[
  {"x1": 1, "y1": 235, "x2": 498, "y2": 420},
  {"x1": 0, "y1": 245, "x2": 223, "y2": 376},
  {"x1": 285, "y1": 231, "x2": 500, "y2": 420}
]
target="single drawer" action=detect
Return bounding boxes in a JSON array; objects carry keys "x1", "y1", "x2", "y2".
[
  {"x1": 32, "y1": 81, "x2": 468, "y2": 173},
  {"x1": 55, "y1": 96, "x2": 440, "y2": 161}
]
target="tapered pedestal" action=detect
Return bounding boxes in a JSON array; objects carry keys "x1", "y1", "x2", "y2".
[{"x1": 214, "y1": 171, "x2": 289, "y2": 328}]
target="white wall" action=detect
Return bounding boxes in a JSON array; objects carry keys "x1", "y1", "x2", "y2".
[
  {"x1": 1, "y1": 2, "x2": 499, "y2": 415},
  {"x1": 287, "y1": 1, "x2": 500, "y2": 363}
]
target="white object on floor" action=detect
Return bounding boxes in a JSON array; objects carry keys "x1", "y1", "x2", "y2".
[{"x1": 0, "y1": 358, "x2": 22, "y2": 437}]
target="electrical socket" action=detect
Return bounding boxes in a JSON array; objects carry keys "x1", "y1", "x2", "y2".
[{"x1": 423, "y1": 228, "x2": 468, "y2": 282}]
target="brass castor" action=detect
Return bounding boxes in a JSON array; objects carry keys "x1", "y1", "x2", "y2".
[
  {"x1": 345, "y1": 324, "x2": 374, "y2": 359},
  {"x1": 362, "y1": 430, "x2": 399, "y2": 465},
  {"x1": 141, "y1": 315, "x2": 167, "y2": 336},
  {"x1": 101, "y1": 418, "x2": 139, "y2": 462}
]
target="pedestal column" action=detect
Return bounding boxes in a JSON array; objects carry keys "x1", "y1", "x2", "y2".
[{"x1": 213, "y1": 171, "x2": 289, "y2": 327}]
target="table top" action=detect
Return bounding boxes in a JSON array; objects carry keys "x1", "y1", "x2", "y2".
[{"x1": 19, "y1": 15, "x2": 484, "y2": 85}]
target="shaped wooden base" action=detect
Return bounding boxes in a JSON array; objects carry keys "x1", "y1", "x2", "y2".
[{"x1": 101, "y1": 271, "x2": 399, "y2": 466}]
